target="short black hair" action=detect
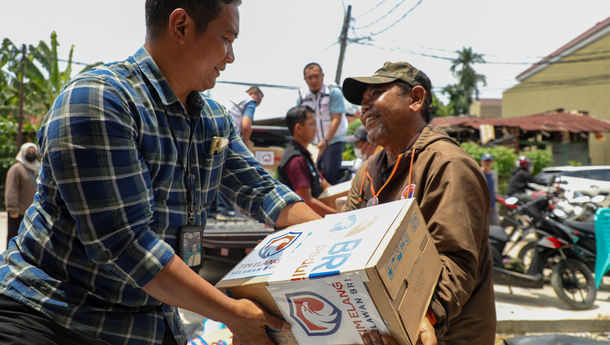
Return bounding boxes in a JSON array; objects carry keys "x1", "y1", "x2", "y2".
[
  {"x1": 303, "y1": 62, "x2": 323, "y2": 76},
  {"x1": 145, "y1": 0, "x2": 241, "y2": 40},
  {"x1": 285, "y1": 105, "x2": 314, "y2": 136},
  {"x1": 394, "y1": 80, "x2": 432, "y2": 123}
]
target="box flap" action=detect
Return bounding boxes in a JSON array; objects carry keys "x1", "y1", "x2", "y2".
[
  {"x1": 375, "y1": 201, "x2": 429, "y2": 300},
  {"x1": 397, "y1": 233, "x2": 441, "y2": 344}
]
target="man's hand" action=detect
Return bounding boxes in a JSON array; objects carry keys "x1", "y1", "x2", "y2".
[
  {"x1": 226, "y1": 298, "x2": 291, "y2": 345},
  {"x1": 361, "y1": 330, "x2": 398, "y2": 345},
  {"x1": 316, "y1": 140, "x2": 328, "y2": 159},
  {"x1": 9, "y1": 212, "x2": 19, "y2": 219},
  {"x1": 416, "y1": 315, "x2": 437, "y2": 345}
]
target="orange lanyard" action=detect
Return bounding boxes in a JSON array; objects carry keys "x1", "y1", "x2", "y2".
[{"x1": 359, "y1": 147, "x2": 415, "y2": 205}]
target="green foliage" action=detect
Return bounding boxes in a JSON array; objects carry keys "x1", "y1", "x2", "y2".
[
  {"x1": 430, "y1": 92, "x2": 450, "y2": 117},
  {"x1": 0, "y1": 31, "x2": 90, "y2": 210},
  {"x1": 343, "y1": 119, "x2": 362, "y2": 161},
  {"x1": 444, "y1": 47, "x2": 486, "y2": 115},
  {"x1": 522, "y1": 150, "x2": 554, "y2": 176},
  {"x1": 461, "y1": 142, "x2": 554, "y2": 193}
]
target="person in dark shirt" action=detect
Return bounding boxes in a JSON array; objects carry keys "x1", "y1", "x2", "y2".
[
  {"x1": 278, "y1": 105, "x2": 337, "y2": 216},
  {"x1": 507, "y1": 156, "x2": 547, "y2": 201}
]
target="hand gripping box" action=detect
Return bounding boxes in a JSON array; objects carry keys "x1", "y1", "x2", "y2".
[
  {"x1": 317, "y1": 180, "x2": 352, "y2": 209},
  {"x1": 216, "y1": 199, "x2": 441, "y2": 345}
]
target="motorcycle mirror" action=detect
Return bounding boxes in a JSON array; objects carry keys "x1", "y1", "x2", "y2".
[
  {"x1": 591, "y1": 195, "x2": 605, "y2": 204},
  {"x1": 572, "y1": 196, "x2": 590, "y2": 203},
  {"x1": 505, "y1": 196, "x2": 519, "y2": 205},
  {"x1": 553, "y1": 208, "x2": 567, "y2": 218}
]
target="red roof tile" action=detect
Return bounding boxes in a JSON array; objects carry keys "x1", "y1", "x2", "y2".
[{"x1": 430, "y1": 112, "x2": 610, "y2": 133}]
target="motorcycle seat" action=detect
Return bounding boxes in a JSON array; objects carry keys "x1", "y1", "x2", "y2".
[
  {"x1": 489, "y1": 225, "x2": 509, "y2": 242},
  {"x1": 565, "y1": 219, "x2": 595, "y2": 234}
]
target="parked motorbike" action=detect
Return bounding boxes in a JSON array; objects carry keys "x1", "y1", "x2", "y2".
[{"x1": 489, "y1": 194, "x2": 597, "y2": 310}]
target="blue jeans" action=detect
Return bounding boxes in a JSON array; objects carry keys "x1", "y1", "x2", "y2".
[{"x1": 318, "y1": 141, "x2": 344, "y2": 185}]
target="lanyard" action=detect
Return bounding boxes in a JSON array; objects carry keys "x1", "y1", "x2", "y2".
[
  {"x1": 135, "y1": 63, "x2": 196, "y2": 224},
  {"x1": 160, "y1": 102, "x2": 196, "y2": 224},
  {"x1": 359, "y1": 146, "x2": 415, "y2": 207}
]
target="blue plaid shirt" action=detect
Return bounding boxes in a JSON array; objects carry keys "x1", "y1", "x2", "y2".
[{"x1": 0, "y1": 46, "x2": 300, "y2": 345}]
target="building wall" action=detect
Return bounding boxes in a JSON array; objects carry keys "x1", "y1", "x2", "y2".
[
  {"x1": 502, "y1": 32, "x2": 610, "y2": 164},
  {"x1": 470, "y1": 99, "x2": 502, "y2": 118}
]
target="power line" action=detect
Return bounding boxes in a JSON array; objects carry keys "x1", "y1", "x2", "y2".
[
  {"x1": 353, "y1": 0, "x2": 406, "y2": 30},
  {"x1": 216, "y1": 80, "x2": 299, "y2": 90},
  {"x1": 366, "y1": 0, "x2": 423, "y2": 37},
  {"x1": 358, "y1": 0, "x2": 392, "y2": 17}
]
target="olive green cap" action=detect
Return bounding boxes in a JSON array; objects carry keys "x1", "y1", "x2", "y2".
[{"x1": 342, "y1": 61, "x2": 432, "y2": 106}]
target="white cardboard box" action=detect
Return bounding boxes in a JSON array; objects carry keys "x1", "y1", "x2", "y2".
[{"x1": 216, "y1": 199, "x2": 441, "y2": 345}]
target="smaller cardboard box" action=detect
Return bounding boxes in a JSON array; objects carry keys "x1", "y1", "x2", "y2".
[
  {"x1": 252, "y1": 146, "x2": 284, "y2": 173},
  {"x1": 216, "y1": 199, "x2": 441, "y2": 345},
  {"x1": 318, "y1": 180, "x2": 352, "y2": 209}
]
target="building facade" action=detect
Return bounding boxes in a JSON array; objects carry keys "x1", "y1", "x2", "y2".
[{"x1": 502, "y1": 17, "x2": 610, "y2": 164}]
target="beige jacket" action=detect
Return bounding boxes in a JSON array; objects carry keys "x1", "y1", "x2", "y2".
[
  {"x1": 5, "y1": 162, "x2": 38, "y2": 215},
  {"x1": 344, "y1": 125, "x2": 496, "y2": 345}
]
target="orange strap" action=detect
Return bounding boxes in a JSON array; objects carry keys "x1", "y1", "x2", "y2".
[
  {"x1": 359, "y1": 153, "x2": 403, "y2": 202},
  {"x1": 426, "y1": 308, "x2": 437, "y2": 326}
]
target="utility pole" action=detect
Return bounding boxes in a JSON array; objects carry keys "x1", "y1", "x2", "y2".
[
  {"x1": 17, "y1": 44, "x2": 25, "y2": 152},
  {"x1": 335, "y1": 4, "x2": 352, "y2": 85}
]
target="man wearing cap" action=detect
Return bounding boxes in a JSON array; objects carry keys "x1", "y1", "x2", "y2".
[
  {"x1": 342, "y1": 62, "x2": 496, "y2": 345},
  {"x1": 481, "y1": 153, "x2": 500, "y2": 226},
  {"x1": 345, "y1": 125, "x2": 380, "y2": 172}
]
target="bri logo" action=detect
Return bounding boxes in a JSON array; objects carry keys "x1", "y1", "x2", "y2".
[
  {"x1": 258, "y1": 232, "x2": 302, "y2": 259},
  {"x1": 286, "y1": 292, "x2": 342, "y2": 336},
  {"x1": 329, "y1": 214, "x2": 357, "y2": 233}
]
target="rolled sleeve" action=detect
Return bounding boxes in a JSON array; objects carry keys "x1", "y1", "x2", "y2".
[{"x1": 218, "y1": 120, "x2": 301, "y2": 225}]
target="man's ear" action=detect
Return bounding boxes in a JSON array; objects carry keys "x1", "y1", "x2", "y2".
[
  {"x1": 409, "y1": 86, "x2": 426, "y2": 112},
  {"x1": 168, "y1": 8, "x2": 189, "y2": 44}
]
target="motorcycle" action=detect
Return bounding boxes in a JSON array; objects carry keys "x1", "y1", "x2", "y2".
[{"x1": 489, "y1": 194, "x2": 597, "y2": 310}]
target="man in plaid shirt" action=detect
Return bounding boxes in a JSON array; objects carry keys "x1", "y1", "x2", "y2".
[{"x1": 0, "y1": 1, "x2": 319, "y2": 344}]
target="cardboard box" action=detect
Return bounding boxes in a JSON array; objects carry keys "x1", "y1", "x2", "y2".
[
  {"x1": 318, "y1": 180, "x2": 352, "y2": 209},
  {"x1": 252, "y1": 146, "x2": 284, "y2": 173},
  {"x1": 216, "y1": 199, "x2": 441, "y2": 345}
]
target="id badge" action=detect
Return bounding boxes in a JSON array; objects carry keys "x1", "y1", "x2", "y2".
[{"x1": 178, "y1": 225, "x2": 204, "y2": 270}]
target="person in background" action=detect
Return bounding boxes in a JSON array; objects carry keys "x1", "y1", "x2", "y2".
[
  {"x1": 4, "y1": 142, "x2": 39, "y2": 244},
  {"x1": 342, "y1": 61, "x2": 496, "y2": 345},
  {"x1": 227, "y1": 85, "x2": 263, "y2": 150},
  {"x1": 298, "y1": 62, "x2": 347, "y2": 185},
  {"x1": 0, "y1": 1, "x2": 321, "y2": 345},
  {"x1": 507, "y1": 155, "x2": 547, "y2": 201},
  {"x1": 215, "y1": 85, "x2": 263, "y2": 220},
  {"x1": 480, "y1": 153, "x2": 500, "y2": 226},
  {"x1": 345, "y1": 125, "x2": 380, "y2": 172},
  {"x1": 278, "y1": 105, "x2": 337, "y2": 216}
]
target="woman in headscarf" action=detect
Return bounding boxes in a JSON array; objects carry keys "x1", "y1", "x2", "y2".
[{"x1": 4, "y1": 142, "x2": 40, "y2": 243}]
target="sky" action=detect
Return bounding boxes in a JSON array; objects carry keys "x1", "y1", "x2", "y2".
[{"x1": 2, "y1": 0, "x2": 610, "y2": 120}]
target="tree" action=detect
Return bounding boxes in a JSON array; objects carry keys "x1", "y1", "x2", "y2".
[
  {"x1": 444, "y1": 47, "x2": 487, "y2": 115},
  {"x1": 0, "y1": 32, "x2": 100, "y2": 209}
]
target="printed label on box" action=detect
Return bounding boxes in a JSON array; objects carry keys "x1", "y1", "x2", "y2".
[
  {"x1": 222, "y1": 229, "x2": 311, "y2": 280},
  {"x1": 270, "y1": 203, "x2": 404, "y2": 282},
  {"x1": 267, "y1": 272, "x2": 388, "y2": 345},
  {"x1": 255, "y1": 150, "x2": 275, "y2": 165}
]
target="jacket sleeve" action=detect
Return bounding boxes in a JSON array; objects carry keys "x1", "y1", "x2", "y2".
[
  {"x1": 4, "y1": 164, "x2": 20, "y2": 215},
  {"x1": 419, "y1": 153, "x2": 490, "y2": 337},
  {"x1": 342, "y1": 161, "x2": 367, "y2": 212}
]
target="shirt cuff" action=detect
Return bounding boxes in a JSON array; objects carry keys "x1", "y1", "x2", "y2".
[{"x1": 114, "y1": 228, "x2": 176, "y2": 287}]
